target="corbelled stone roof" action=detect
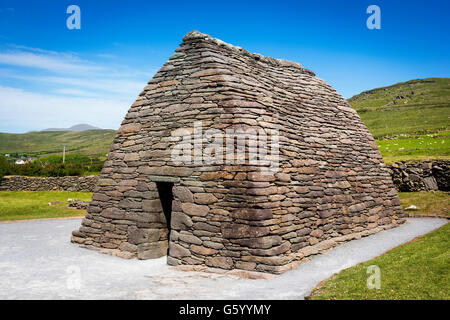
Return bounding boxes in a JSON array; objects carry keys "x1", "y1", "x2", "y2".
[{"x1": 180, "y1": 30, "x2": 314, "y2": 74}]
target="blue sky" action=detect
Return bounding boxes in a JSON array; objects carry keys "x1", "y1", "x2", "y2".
[{"x1": 0, "y1": 0, "x2": 449, "y2": 133}]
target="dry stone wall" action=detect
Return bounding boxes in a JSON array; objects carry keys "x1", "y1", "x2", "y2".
[
  {"x1": 388, "y1": 160, "x2": 449, "y2": 192},
  {"x1": 71, "y1": 31, "x2": 405, "y2": 274},
  {"x1": 0, "y1": 175, "x2": 98, "y2": 192}
]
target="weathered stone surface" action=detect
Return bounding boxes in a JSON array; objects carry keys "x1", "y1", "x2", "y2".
[
  {"x1": 169, "y1": 242, "x2": 191, "y2": 258},
  {"x1": 235, "y1": 261, "x2": 256, "y2": 271},
  {"x1": 119, "y1": 242, "x2": 137, "y2": 252},
  {"x1": 388, "y1": 160, "x2": 449, "y2": 191},
  {"x1": 205, "y1": 256, "x2": 233, "y2": 269},
  {"x1": 160, "y1": 79, "x2": 180, "y2": 87},
  {"x1": 142, "y1": 199, "x2": 163, "y2": 212},
  {"x1": 247, "y1": 172, "x2": 275, "y2": 182},
  {"x1": 275, "y1": 173, "x2": 291, "y2": 182},
  {"x1": 141, "y1": 166, "x2": 193, "y2": 177},
  {"x1": 179, "y1": 233, "x2": 202, "y2": 245},
  {"x1": 199, "y1": 172, "x2": 224, "y2": 181},
  {"x1": 193, "y1": 222, "x2": 220, "y2": 233},
  {"x1": 173, "y1": 186, "x2": 194, "y2": 202},
  {"x1": 190, "y1": 245, "x2": 218, "y2": 256},
  {"x1": 241, "y1": 255, "x2": 292, "y2": 266},
  {"x1": 171, "y1": 212, "x2": 193, "y2": 230},
  {"x1": 247, "y1": 186, "x2": 278, "y2": 196},
  {"x1": 221, "y1": 224, "x2": 270, "y2": 239},
  {"x1": 349, "y1": 203, "x2": 366, "y2": 213},
  {"x1": 123, "y1": 153, "x2": 140, "y2": 162},
  {"x1": 137, "y1": 241, "x2": 168, "y2": 259},
  {"x1": 203, "y1": 241, "x2": 224, "y2": 250},
  {"x1": 230, "y1": 208, "x2": 273, "y2": 221},
  {"x1": 118, "y1": 123, "x2": 141, "y2": 134},
  {"x1": 248, "y1": 241, "x2": 291, "y2": 256},
  {"x1": 310, "y1": 229, "x2": 323, "y2": 238},
  {"x1": 230, "y1": 236, "x2": 282, "y2": 249},
  {"x1": 181, "y1": 203, "x2": 209, "y2": 216},
  {"x1": 128, "y1": 227, "x2": 161, "y2": 245},
  {"x1": 101, "y1": 208, "x2": 125, "y2": 219},
  {"x1": 193, "y1": 193, "x2": 218, "y2": 204}
]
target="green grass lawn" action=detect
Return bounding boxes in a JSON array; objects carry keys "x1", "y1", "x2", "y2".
[
  {"x1": 0, "y1": 191, "x2": 92, "y2": 221},
  {"x1": 311, "y1": 223, "x2": 450, "y2": 300},
  {"x1": 81, "y1": 171, "x2": 101, "y2": 176}
]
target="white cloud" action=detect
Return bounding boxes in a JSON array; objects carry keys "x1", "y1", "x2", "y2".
[
  {"x1": 1, "y1": 72, "x2": 144, "y2": 95},
  {"x1": 52, "y1": 88, "x2": 103, "y2": 98},
  {"x1": 1, "y1": 44, "x2": 156, "y2": 78},
  {"x1": 8, "y1": 45, "x2": 60, "y2": 55},
  {"x1": 0, "y1": 45, "x2": 156, "y2": 132},
  {"x1": 0, "y1": 85, "x2": 132, "y2": 132},
  {"x1": 0, "y1": 51, "x2": 104, "y2": 74}
]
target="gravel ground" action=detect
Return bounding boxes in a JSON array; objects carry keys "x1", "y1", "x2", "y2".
[{"x1": 0, "y1": 217, "x2": 447, "y2": 299}]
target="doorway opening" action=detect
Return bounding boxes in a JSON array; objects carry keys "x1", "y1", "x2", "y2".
[{"x1": 156, "y1": 182, "x2": 174, "y2": 237}]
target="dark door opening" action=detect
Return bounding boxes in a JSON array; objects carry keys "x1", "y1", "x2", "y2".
[{"x1": 156, "y1": 182, "x2": 174, "y2": 234}]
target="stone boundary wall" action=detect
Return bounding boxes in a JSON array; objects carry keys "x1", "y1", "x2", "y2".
[
  {"x1": 0, "y1": 161, "x2": 448, "y2": 193},
  {"x1": 387, "y1": 160, "x2": 449, "y2": 192},
  {"x1": 0, "y1": 175, "x2": 98, "y2": 192}
]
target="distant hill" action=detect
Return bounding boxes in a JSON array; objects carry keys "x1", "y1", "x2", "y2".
[
  {"x1": 347, "y1": 77, "x2": 449, "y2": 138},
  {"x1": 0, "y1": 130, "x2": 116, "y2": 159},
  {"x1": 42, "y1": 123, "x2": 102, "y2": 132}
]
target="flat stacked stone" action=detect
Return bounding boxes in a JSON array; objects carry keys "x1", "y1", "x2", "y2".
[
  {"x1": 388, "y1": 160, "x2": 449, "y2": 191},
  {"x1": 0, "y1": 175, "x2": 98, "y2": 192},
  {"x1": 71, "y1": 30, "x2": 405, "y2": 274}
]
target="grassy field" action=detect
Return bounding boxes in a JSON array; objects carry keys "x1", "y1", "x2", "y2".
[
  {"x1": 311, "y1": 191, "x2": 450, "y2": 300},
  {"x1": 0, "y1": 129, "x2": 115, "y2": 158},
  {"x1": 358, "y1": 103, "x2": 449, "y2": 138},
  {"x1": 377, "y1": 132, "x2": 450, "y2": 164},
  {"x1": 348, "y1": 77, "x2": 450, "y2": 163},
  {"x1": 398, "y1": 191, "x2": 449, "y2": 217},
  {"x1": 311, "y1": 222, "x2": 449, "y2": 300},
  {"x1": 0, "y1": 191, "x2": 92, "y2": 221}
]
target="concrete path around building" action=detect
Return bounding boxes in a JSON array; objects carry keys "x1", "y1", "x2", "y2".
[{"x1": 0, "y1": 217, "x2": 447, "y2": 300}]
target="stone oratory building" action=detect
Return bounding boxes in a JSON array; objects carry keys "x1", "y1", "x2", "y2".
[{"x1": 72, "y1": 31, "x2": 404, "y2": 274}]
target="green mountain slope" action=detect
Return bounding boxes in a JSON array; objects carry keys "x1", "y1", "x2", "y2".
[
  {"x1": 348, "y1": 77, "x2": 450, "y2": 138},
  {"x1": 0, "y1": 130, "x2": 116, "y2": 158},
  {"x1": 348, "y1": 77, "x2": 450, "y2": 163}
]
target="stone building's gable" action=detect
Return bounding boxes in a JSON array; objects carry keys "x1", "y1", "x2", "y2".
[{"x1": 71, "y1": 31, "x2": 404, "y2": 274}]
